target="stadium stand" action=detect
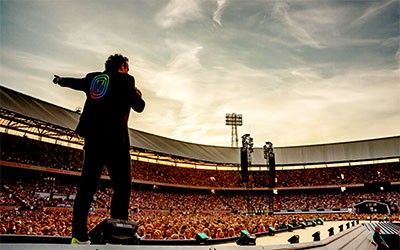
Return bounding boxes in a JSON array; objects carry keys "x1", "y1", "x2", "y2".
[
  {"x1": 0, "y1": 85, "x2": 399, "y2": 246},
  {"x1": 1, "y1": 133, "x2": 399, "y2": 188}
]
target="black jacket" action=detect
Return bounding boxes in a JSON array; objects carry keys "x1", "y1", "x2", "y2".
[{"x1": 58, "y1": 71, "x2": 145, "y2": 144}]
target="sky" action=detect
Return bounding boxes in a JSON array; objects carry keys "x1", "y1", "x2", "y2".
[{"x1": 1, "y1": 0, "x2": 399, "y2": 147}]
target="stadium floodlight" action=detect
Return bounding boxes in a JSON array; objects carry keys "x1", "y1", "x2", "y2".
[{"x1": 225, "y1": 113, "x2": 243, "y2": 147}]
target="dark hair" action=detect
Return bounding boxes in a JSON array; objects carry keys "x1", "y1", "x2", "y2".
[{"x1": 105, "y1": 54, "x2": 129, "y2": 72}]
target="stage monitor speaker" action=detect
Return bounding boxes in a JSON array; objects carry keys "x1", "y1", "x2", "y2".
[
  {"x1": 89, "y1": 218, "x2": 138, "y2": 245},
  {"x1": 288, "y1": 235, "x2": 299, "y2": 244},
  {"x1": 312, "y1": 231, "x2": 320, "y2": 241},
  {"x1": 328, "y1": 227, "x2": 334, "y2": 236},
  {"x1": 196, "y1": 232, "x2": 209, "y2": 244},
  {"x1": 236, "y1": 230, "x2": 256, "y2": 246},
  {"x1": 269, "y1": 227, "x2": 275, "y2": 236}
]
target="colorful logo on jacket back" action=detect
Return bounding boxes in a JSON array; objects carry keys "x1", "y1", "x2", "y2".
[{"x1": 90, "y1": 74, "x2": 109, "y2": 99}]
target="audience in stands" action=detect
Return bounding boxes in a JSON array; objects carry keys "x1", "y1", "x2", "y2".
[
  {"x1": 1, "y1": 133, "x2": 83, "y2": 171},
  {"x1": 0, "y1": 180, "x2": 398, "y2": 239},
  {"x1": 2, "y1": 178, "x2": 399, "y2": 212},
  {"x1": 1, "y1": 207, "x2": 398, "y2": 239},
  {"x1": 1, "y1": 132, "x2": 399, "y2": 240},
  {"x1": 2, "y1": 133, "x2": 399, "y2": 188}
]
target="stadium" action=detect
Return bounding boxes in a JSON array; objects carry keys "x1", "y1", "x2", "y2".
[
  {"x1": 1, "y1": 0, "x2": 400, "y2": 249},
  {"x1": 1, "y1": 83, "x2": 399, "y2": 250}
]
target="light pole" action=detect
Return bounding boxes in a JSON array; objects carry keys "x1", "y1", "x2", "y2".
[{"x1": 225, "y1": 113, "x2": 242, "y2": 147}]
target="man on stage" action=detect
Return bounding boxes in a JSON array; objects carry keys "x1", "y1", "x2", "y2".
[{"x1": 53, "y1": 54, "x2": 145, "y2": 244}]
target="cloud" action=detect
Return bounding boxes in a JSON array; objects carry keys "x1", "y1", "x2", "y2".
[
  {"x1": 1, "y1": 49, "x2": 90, "y2": 76},
  {"x1": 150, "y1": 45, "x2": 203, "y2": 100},
  {"x1": 213, "y1": 0, "x2": 227, "y2": 27},
  {"x1": 1, "y1": 0, "x2": 399, "y2": 147},
  {"x1": 130, "y1": 34, "x2": 400, "y2": 145},
  {"x1": 157, "y1": 0, "x2": 203, "y2": 28},
  {"x1": 0, "y1": 64, "x2": 86, "y2": 111},
  {"x1": 271, "y1": 1, "x2": 324, "y2": 49},
  {"x1": 350, "y1": 0, "x2": 397, "y2": 27},
  {"x1": 381, "y1": 36, "x2": 400, "y2": 48},
  {"x1": 62, "y1": 31, "x2": 116, "y2": 56},
  {"x1": 379, "y1": 36, "x2": 400, "y2": 69},
  {"x1": 396, "y1": 48, "x2": 400, "y2": 67}
]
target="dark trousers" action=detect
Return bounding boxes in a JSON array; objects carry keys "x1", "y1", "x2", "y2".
[{"x1": 72, "y1": 137, "x2": 131, "y2": 241}]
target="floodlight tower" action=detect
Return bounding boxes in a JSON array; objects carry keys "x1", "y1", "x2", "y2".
[{"x1": 225, "y1": 113, "x2": 242, "y2": 147}]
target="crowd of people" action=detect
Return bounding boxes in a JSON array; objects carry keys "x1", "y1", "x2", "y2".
[
  {"x1": 1, "y1": 133, "x2": 83, "y2": 171},
  {"x1": 0, "y1": 209, "x2": 102, "y2": 237},
  {"x1": 0, "y1": 191, "x2": 17, "y2": 206},
  {"x1": 1, "y1": 133, "x2": 399, "y2": 189},
  {"x1": 2, "y1": 178, "x2": 399, "y2": 213},
  {"x1": 132, "y1": 160, "x2": 399, "y2": 188},
  {"x1": 1, "y1": 179, "x2": 103, "y2": 209},
  {"x1": 0, "y1": 178, "x2": 399, "y2": 240},
  {"x1": 1, "y1": 132, "x2": 399, "y2": 240},
  {"x1": 132, "y1": 160, "x2": 245, "y2": 187},
  {"x1": 276, "y1": 164, "x2": 399, "y2": 187},
  {"x1": 1, "y1": 206, "x2": 398, "y2": 239}
]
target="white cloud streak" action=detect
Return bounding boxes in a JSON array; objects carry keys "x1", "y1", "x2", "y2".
[
  {"x1": 350, "y1": 0, "x2": 397, "y2": 27},
  {"x1": 157, "y1": 0, "x2": 203, "y2": 28},
  {"x1": 213, "y1": 0, "x2": 227, "y2": 27},
  {"x1": 272, "y1": 1, "x2": 324, "y2": 49}
]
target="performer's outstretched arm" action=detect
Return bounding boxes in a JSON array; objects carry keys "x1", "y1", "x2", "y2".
[{"x1": 53, "y1": 75, "x2": 86, "y2": 91}]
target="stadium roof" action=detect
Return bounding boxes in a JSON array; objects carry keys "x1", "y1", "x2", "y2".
[{"x1": 1, "y1": 85, "x2": 399, "y2": 165}]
